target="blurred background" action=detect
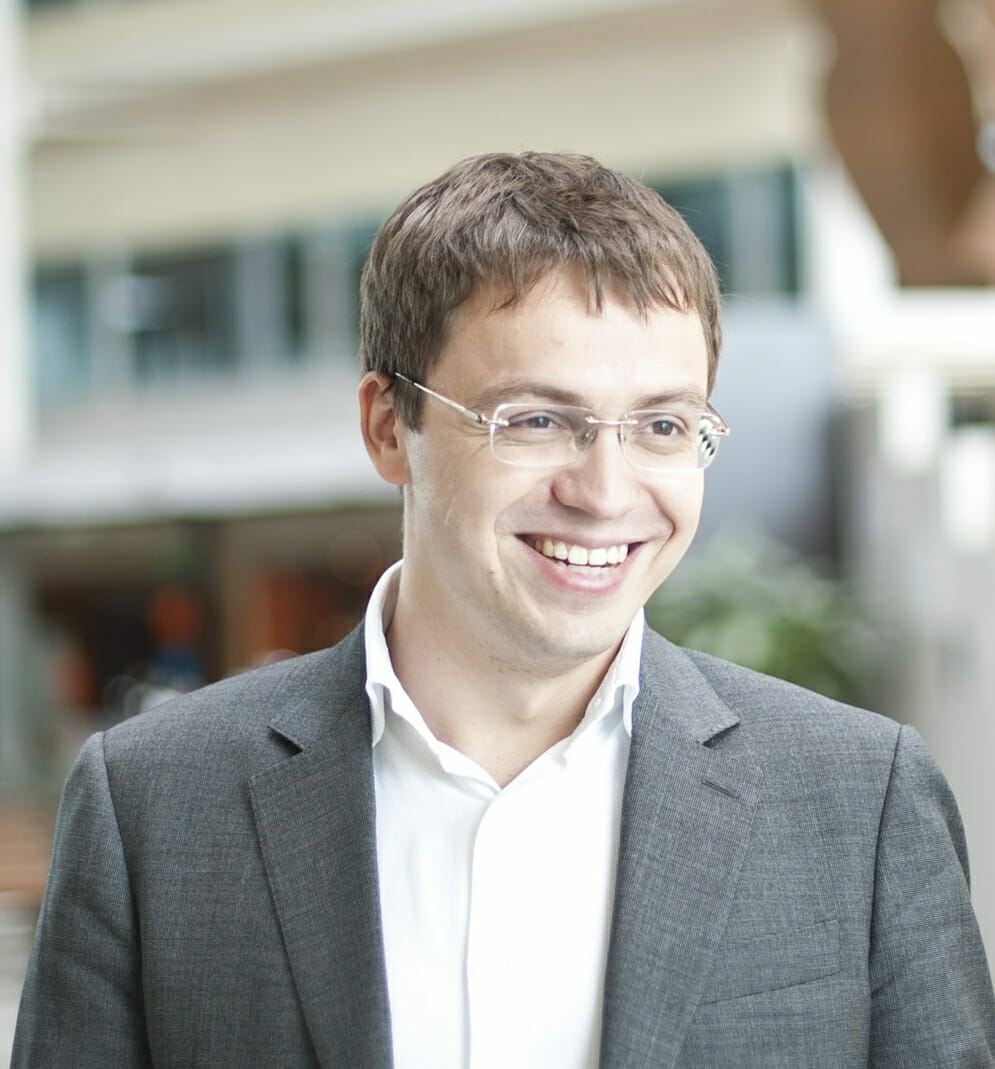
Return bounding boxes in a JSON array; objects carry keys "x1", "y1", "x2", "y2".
[{"x1": 1, "y1": 0, "x2": 994, "y2": 1051}]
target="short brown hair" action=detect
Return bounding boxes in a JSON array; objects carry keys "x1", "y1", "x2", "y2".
[{"x1": 359, "y1": 151, "x2": 721, "y2": 427}]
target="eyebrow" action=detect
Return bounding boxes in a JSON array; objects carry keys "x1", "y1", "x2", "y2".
[{"x1": 471, "y1": 378, "x2": 708, "y2": 412}]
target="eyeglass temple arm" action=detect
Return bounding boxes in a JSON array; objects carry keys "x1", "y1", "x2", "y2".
[
  {"x1": 705, "y1": 404, "x2": 731, "y2": 437},
  {"x1": 393, "y1": 373, "x2": 506, "y2": 428}
]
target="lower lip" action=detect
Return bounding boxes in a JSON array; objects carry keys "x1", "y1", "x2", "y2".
[{"x1": 520, "y1": 538, "x2": 636, "y2": 594}]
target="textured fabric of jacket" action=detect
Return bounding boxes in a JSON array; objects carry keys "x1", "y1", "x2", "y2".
[{"x1": 13, "y1": 627, "x2": 995, "y2": 1067}]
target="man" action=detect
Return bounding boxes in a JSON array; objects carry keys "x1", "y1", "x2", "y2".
[{"x1": 14, "y1": 152, "x2": 995, "y2": 1067}]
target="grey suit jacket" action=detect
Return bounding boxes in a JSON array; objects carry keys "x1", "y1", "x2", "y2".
[{"x1": 13, "y1": 627, "x2": 995, "y2": 1067}]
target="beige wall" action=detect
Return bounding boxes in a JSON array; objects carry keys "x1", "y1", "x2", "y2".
[{"x1": 26, "y1": 0, "x2": 823, "y2": 258}]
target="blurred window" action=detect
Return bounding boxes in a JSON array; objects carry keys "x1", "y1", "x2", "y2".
[
  {"x1": 654, "y1": 167, "x2": 799, "y2": 297},
  {"x1": 30, "y1": 234, "x2": 332, "y2": 406},
  {"x1": 283, "y1": 236, "x2": 307, "y2": 360},
  {"x1": 656, "y1": 175, "x2": 730, "y2": 285},
  {"x1": 346, "y1": 220, "x2": 381, "y2": 349},
  {"x1": 951, "y1": 392, "x2": 995, "y2": 427},
  {"x1": 32, "y1": 265, "x2": 91, "y2": 409},
  {"x1": 233, "y1": 235, "x2": 309, "y2": 370},
  {"x1": 298, "y1": 221, "x2": 381, "y2": 363},
  {"x1": 128, "y1": 247, "x2": 238, "y2": 386}
]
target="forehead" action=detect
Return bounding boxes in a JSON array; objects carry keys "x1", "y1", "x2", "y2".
[{"x1": 437, "y1": 270, "x2": 709, "y2": 405}]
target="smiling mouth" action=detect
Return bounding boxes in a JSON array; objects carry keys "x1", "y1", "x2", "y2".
[{"x1": 525, "y1": 537, "x2": 631, "y2": 568}]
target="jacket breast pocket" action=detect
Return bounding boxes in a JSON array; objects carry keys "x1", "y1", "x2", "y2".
[{"x1": 699, "y1": 918, "x2": 841, "y2": 1004}]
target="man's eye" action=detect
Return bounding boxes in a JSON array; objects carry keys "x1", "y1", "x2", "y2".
[
  {"x1": 508, "y1": 411, "x2": 567, "y2": 432},
  {"x1": 641, "y1": 415, "x2": 685, "y2": 437}
]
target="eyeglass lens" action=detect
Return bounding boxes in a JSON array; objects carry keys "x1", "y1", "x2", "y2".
[{"x1": 490, "y1": 404, "x2": 722, "y2": 472}]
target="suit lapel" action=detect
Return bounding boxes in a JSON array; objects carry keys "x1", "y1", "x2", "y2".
[
  {"x1": 248, "y1": 631, "x2": 392, "y2": 1069},
  {"x1": 600, "y1": 634, "x2": 763, "y2": 1069}
]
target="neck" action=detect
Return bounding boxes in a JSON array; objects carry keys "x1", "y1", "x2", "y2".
[{"x1": 386, "y1": 596, "x2": 620, "y2": 787}]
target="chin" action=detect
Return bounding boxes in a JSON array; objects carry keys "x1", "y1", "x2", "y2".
[{"x1": 528, "y1": 619, "x2": 630, "y2": 669}]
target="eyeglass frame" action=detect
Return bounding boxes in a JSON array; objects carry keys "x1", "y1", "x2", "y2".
[{"x1": 392, "y1": 372, "x2": 730, "y2": 474}]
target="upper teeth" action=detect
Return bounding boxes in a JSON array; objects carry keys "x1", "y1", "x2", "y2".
[{"x1": 534, "y1": 539, "x2": 629, "y2": 566}]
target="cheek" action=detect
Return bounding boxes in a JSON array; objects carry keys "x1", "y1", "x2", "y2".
[
  {"x1": 493, "y1": 476, "x2": 561, "y2": 533},
  {"x1": 418, "y1": 455, "x2": 529, "y2": 538},
  {"x1": 404, "y1": 435, "x2": 472, "y2": 511},
  {"x1": 402, "y1": 448, "x2": 461, "y2": 540},
  {"x1": 656, "y1": 478, "x2": 704, "y2": 532}
]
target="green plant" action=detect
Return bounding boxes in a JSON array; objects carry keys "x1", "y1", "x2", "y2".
[{"x1": 645, "y1": 532, "x2": 878, "y2": 705}]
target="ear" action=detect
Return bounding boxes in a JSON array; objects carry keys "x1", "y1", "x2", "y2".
[{"x1": 359, "y1": 372, "x2": 411, "y2": 486}]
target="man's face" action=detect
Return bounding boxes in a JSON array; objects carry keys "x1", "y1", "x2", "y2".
[{"x1": 394, "y1": 269, "x2": 710, "y2": 676}]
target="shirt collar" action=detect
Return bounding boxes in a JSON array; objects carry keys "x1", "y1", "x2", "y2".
[{"x1": 363, "y1": 560, "x2": 643, "y2": 750}]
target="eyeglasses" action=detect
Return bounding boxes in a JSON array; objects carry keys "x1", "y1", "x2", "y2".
[{"x1": 393, "y1": 372, "x2": 729, "y2": 474}]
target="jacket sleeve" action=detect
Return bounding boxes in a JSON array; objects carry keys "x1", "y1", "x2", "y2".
[
  {"x1": 12, "y1": 732, "x2": 153, "y2": 1068},
  {"x1": 869, "y1": 724, "x2": 995, "y2": 1067}
]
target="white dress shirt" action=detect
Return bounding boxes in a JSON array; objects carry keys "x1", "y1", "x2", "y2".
[{"x1": 364, "y1": 562, "x2": 643, "y2": 1069}]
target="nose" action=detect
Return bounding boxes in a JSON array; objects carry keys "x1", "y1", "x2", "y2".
[{"x1": 550, "y1": 426, "x2": 642, "y2": 518}]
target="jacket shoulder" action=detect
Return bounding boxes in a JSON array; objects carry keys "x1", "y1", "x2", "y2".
[
  {"x1": 645, "y1": 629, "x2": 901, "y2": 750},
  {"x1": 101, "y1": 627, "x2": 367, "y2": 771}
]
